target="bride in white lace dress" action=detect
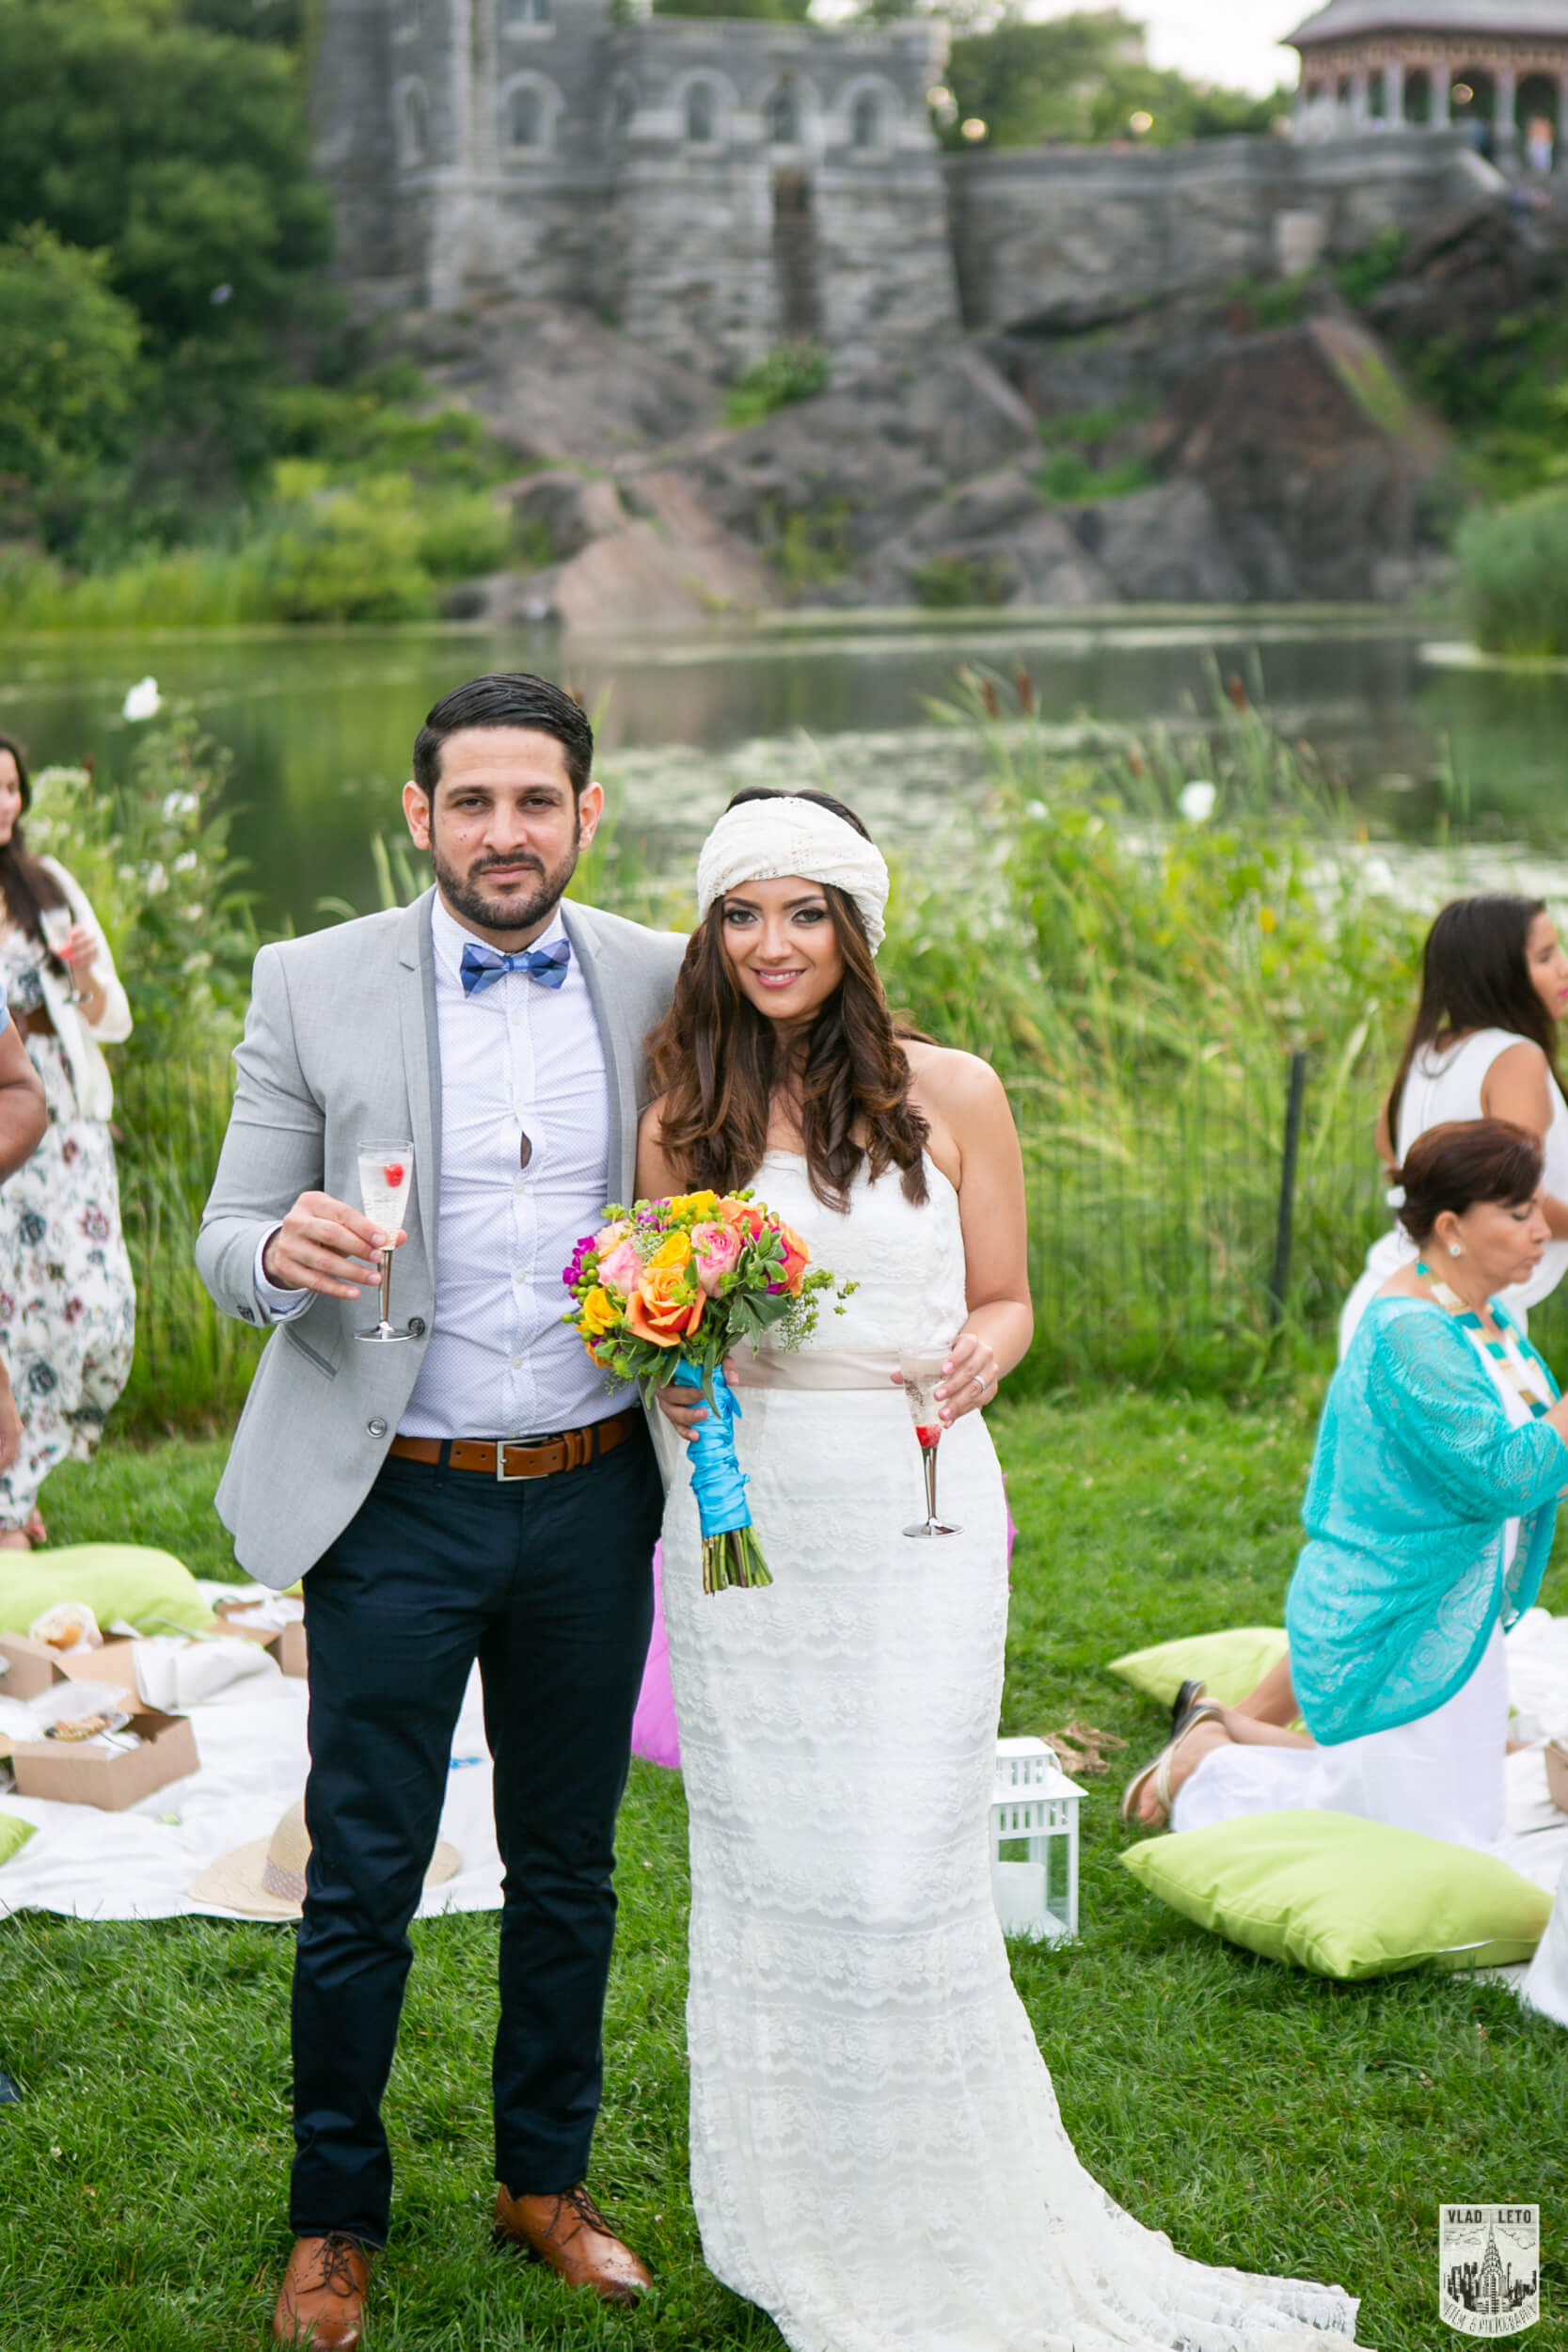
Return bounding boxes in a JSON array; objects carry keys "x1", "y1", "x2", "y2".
[{"x1": 638, "y1": 790, "x2": 1367, "y2": 2352}]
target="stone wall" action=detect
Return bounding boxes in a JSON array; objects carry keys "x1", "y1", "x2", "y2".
[
  {"x1": 312, "y1": 3, "x2": 1509, "y2": 376},
  {"x1": 947, "y1": 130, "x2": 1502, "y2": 334}
]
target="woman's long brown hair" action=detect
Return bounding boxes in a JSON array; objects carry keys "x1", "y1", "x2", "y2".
[
  {"x1": 0, "y1": 736, "x2": 69, "y2": 945},
  {"x1": 646, "y1": 788, "x2": 930, "y2": 1211}
]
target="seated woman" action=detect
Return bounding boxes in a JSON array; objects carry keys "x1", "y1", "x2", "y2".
[{"x1": 1125, "y1": 1120, "x2": 1568, "y2": 1855}]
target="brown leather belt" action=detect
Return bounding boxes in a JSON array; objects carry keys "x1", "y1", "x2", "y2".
[{"x1": 388, "y1": 1406, "x2": 641, "y2": 1483}]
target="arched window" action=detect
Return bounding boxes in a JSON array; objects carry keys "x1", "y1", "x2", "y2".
[
  {"x1": 767, "y1": 83, "x2": 798, "y2": 147},
  {"x1": 509, "y1": 84, "x2": 542, "y2": 149},
  {"x1": 686, "y1": 81, "x2": 718, "y2": 144},
  {"x1": 850, "y1": 91, "x2": 881, "y2": 150},
  {"x1": 400, "y1": 82, "x2": 430, "y2": 165}
]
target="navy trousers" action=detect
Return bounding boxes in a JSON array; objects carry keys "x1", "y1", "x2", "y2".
[{"x1": 290, "y1": 1426, "x2": 661, "y2": 2246}]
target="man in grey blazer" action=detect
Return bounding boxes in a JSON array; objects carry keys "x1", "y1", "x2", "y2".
[{"x1": 198, "y1": 674, "x2": 685, "y2": 2348}]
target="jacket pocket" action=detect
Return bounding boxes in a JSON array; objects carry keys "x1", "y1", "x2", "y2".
[{"x1": 283, "y1": 1320, "x2": 341, "y2": 1381}]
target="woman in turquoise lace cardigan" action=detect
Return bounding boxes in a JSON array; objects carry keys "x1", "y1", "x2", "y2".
[{"x1": 1125, "y1": 1120, "x2": 1568, "y2": 1853}]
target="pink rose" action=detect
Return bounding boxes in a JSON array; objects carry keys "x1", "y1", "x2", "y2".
[
  {"x1": 690, "y1": 1220, "x2": 742, "y2": 1295},
  {"x1": 594, "y1": 1218, "x2": 633, "y2": 1253},
  {"x1": 596, "y1": 1238, "x2": 643, "y2": 1296}
]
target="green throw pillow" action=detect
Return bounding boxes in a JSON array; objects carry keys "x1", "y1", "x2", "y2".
[
  {"x1": 1108, "y1": 1628, "x2": 1290, "y2": 1710},
  {"x1": 0, "y1": 1545, "x2": 214, "y2": 1640},
  {"x1": 1123, "y1": 1810, "x2": 1551, "y2": 1979},
  {"x1": 0, "y1": 1812, "x2": 35, "y2": 1868}
]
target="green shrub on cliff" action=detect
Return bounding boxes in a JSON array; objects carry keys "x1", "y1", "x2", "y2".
[
  {"x1": 1456, "y1": 485, "x2": 1568, "y2": 657},
  {"x1": 724, "y1": 342, "x2": 832, "y2": 430}
]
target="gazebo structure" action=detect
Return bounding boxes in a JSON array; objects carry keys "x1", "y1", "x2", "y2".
[{"x1": 1290, "y1": 1, "x2": 1568, "y2": 163}]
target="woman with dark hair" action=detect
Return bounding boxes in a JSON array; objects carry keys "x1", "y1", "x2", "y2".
[
  {"x1": 1127, "y1": 1119, "x2": 1568, "y2": 1852},
  {"x1": 0, "y1": 736, "x2": 134, "y2": 1547},
  {"x1": 1338, "y1": 893, "x2": 1568, "y2": 1354},
  {"x1": 639, "y1": 789, "x2": 1369, "y2": 2352}
]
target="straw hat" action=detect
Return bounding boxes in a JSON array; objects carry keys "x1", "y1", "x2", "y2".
[{"x1": 190, "y1": 1799, "x2": 460, "y2": 1920}]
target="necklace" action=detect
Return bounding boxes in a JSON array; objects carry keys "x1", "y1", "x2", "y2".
[{"x1": 1415, "y1": 1261, "x2": 1554, "y2": 1420}]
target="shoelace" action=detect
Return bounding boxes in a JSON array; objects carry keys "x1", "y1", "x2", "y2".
[
  {"x1": 558, "y1": 2185, "x2": 615, "y2": 2240},
  {"x1": 309, "y1": 2233, "x2": 366, "y2": 2299}
]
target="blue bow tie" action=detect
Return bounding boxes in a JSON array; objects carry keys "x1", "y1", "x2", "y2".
[{"x1": 459, "y1": 938, "x2": 571, "y2": 997}]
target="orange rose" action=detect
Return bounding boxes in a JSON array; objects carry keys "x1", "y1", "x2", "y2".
[
  {"x1": 720, "y1": 1200, "x2": 765, "y2": 1242},
  {"x1": 626, "y1": 1260, "x2": 706, "y2": 1347},
  {"x1": 776, "y1": 1220, "x2": 811, "y2": 1295}
]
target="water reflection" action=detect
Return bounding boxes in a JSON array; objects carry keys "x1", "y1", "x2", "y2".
[{"x1": 2, "y1": 617, "x2": 1566, "y2": 933}]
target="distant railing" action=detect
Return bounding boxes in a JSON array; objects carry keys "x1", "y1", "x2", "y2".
[{"x1": 108, "y1": 1050, "x2": 1564, "y2": 1428}]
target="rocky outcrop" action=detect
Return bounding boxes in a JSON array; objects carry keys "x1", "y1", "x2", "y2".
[
  {"x1": 404, "y1": 297, "x2": 721, "y2": 466},
  {"x1": 472, "y1": 466, "x2": 775, "y2": 629},
  {"x1": 1150, "y1": 316, "x2": 1447, "y2": 602}
]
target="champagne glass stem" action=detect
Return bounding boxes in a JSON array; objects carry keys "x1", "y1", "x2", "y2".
[
  {"x1": 922, "y1": 1447, "x2": 940, "y2": 1534},
  {"x1": 377, "y1": 1245, "x2": 393, "y2": 1334}
]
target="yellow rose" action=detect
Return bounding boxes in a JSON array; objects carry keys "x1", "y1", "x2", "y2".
[
  {"x1": 647, "y1": 1229, "x2": 693, "y2": 1271},
  {"x1": 665, "y1": 1190, "x2": 721, "y2": 1219},
  {"x1": 579, "y1": 1285, "x2": 620, "y2": 1340}
]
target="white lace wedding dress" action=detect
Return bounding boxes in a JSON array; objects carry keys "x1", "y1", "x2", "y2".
[{"x1": 659, "y1": 1151, "x2": 1367, "y2": 2352}]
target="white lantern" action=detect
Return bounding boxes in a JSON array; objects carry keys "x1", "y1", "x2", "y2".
[{"x1": 990, "y1": 1736, "x2": 1084, "y2": 1943}]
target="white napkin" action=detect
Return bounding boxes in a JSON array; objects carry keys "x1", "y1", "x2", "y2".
[{"x1": 133, "y1": 1637, "x2": 277, "y2": 1710}]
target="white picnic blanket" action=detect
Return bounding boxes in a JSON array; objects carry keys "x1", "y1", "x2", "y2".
[{"x1": 0, "y1": 1586, "x2": 503, "y2": 1923}]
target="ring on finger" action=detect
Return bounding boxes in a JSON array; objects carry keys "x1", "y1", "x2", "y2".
[{"x1": 974, "y1": 1373, "x2": 987, "y2": 1392}]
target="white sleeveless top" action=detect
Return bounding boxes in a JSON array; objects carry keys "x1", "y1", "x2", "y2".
[{"x1": 1339, "y1": 1026, "x2": 1568, "y2": 1354}]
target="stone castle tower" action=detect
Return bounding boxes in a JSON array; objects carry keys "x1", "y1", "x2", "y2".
[{"x1": 311, "y1": 0, "x2": 958, "y2": 375}]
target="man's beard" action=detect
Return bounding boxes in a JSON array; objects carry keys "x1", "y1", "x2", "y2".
[{"x1": 431, "y1": 835, "x2": 579, "y2": 937}]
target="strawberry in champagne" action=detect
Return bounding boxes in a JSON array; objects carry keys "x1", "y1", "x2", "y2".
[{"x1": 897, "y1": 1344, "x2": 962, "y2": 1538}]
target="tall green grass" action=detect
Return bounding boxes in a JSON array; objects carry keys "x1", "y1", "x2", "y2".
[{"x1": 1457, "y1": 485, "x2": 1568, "y2": 658}]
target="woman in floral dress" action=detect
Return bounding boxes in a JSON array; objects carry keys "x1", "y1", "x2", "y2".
[{"x1": 0, "y1": 737, "x2": 135, "y2": 1546}]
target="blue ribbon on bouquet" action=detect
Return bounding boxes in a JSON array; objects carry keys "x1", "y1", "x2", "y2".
[{"x1": 672, "y1": 1359, "x2": 752, "y2": 1538}]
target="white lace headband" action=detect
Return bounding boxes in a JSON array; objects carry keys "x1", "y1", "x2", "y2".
[{"x1": 695, "y1": 798, "x2": 890, "y2": 954}]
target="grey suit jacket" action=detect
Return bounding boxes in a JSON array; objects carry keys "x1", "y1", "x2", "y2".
[{"x1": 197, "y1": 890, "x2": 687, "y2": 1588}]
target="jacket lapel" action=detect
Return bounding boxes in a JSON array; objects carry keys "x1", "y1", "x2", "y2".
[
  {"x1": 396, "y1": 891, "x2": 441, "y2": 1267},
  {"x1": 562, "y1": 900, "x2": 636, "y2": 1205}
]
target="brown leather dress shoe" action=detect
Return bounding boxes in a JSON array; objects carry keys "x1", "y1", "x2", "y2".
[
  {"x1": 273, "y1": 2233, "x2": 372, "y2": 2346},
  {"x1": 493, "y1": 2182, "x2": 651, "y2": 2303}
]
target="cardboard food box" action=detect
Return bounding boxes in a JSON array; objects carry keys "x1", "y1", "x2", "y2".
[
  {"x1": 0, "y1": 1631, "x2": 142, "y2": 1703},
  {"x1": 214, "y1": 1597, "x2": 308, "y2": 1680},
  {"x1": 1545, "y1": 1740, "x2": 1568, "y2": 1817},
  {"x1": 4, "y1": 1706, "x2": 198, "y2": 1812}
]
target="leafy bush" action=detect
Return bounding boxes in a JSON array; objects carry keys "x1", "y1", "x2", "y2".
[
  {"x1": 768, "y1": 501, "x2": 853, "y2": 593},
  {"x1": 29, "y1": 709, "x2": 256, "y2": 1061},
  {"x1": 0, "y1": 225, "x2": 143, "y2": 502},
  {"x1": 912, "y1": 554, "x2": 1011, "y2": 608},
  {"x1": 1456, "y1": 485, "x2": 1568, "y2": 656},
  {"x1": 1336, "y1": 225, "x2": 1405, "y2": 310},
  {"x1": 724, "y1": 342, "x2": 831, "y2": 431}
]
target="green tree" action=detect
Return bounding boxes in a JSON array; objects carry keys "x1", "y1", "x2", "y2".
[
  {"x1": 937, "y1": 8, "x2": 1283, "y2": 151},
  {"x1": 940, "y1": 9, "x2": 1147, "y2": 149},
  {"x1": 0, "y1": 224, "x2": 142, "y2": 498}
]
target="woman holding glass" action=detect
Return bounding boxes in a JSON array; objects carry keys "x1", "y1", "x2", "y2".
[
  {"x1": 0, "y1": 736, "x2": 135, "y2": 1547},
  {"x1": 637, "y1": 789, "x2": 1369, "y2": 2352}
]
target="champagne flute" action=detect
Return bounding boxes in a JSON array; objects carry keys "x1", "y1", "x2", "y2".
[
  {"x1": 355, "y1": 1138, "x2": 417, "y2": 1343},
  {"x1": 897, "y1": 1342, "x2": 962, "y2": 1539},
  {"x1": 40, "y1": 905, "x2": 83, "y2": 1003}
]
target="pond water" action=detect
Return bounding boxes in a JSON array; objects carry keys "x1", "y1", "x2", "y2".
[{"x1": 4, "y1": 613, "x2": 1568, "y2": 933}]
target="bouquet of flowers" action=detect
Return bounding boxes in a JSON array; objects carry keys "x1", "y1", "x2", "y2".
[{"x1": 562, "y1": 1191, "x2": 848, "y2": 1593}]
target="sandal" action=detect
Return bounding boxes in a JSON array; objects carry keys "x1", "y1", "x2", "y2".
[
  {"x1": 1168, "y1": 1677, "x2": 1206, "y2": 1736},
  {"x1": 1119, "y1": 1699, "x2": 1226, "y2": 1831}
]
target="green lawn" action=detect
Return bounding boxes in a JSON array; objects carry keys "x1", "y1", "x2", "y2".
[{"x1": 4, "y1": 1396, "x2": 1567, "y2": 2349}]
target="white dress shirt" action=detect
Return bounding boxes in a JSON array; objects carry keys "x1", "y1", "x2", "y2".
[{"x1": 255, "y1": 894, "x2": 621, "y2": 1439}]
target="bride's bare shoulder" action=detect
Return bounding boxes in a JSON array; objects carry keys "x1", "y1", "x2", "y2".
[{"x1": 901, "y1": 1039, "x2": 1010, "y2": 1120}]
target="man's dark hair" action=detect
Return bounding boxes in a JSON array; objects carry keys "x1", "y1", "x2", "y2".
[{"x1": 412, "y1": 673, "x2": 594, "y2": 799}]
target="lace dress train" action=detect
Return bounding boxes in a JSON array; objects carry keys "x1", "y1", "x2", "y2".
[{"x1": 660, "y1": 1152, "x2": 1367, "y2": 2352}]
